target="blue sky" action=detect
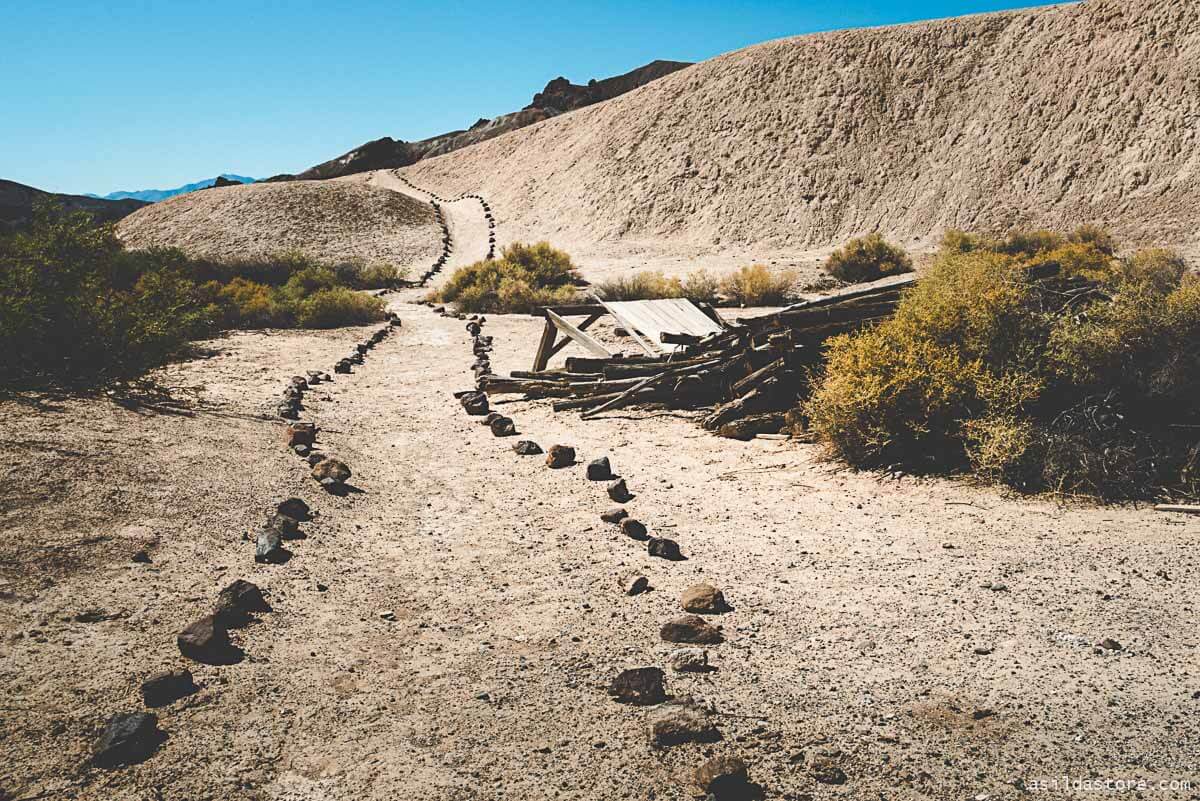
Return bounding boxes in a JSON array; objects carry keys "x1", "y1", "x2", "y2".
[{"x1": 1, "y1": 0, "x2": 1057, "y2": 195}]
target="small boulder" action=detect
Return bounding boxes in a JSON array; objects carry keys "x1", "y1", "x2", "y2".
[
  {"x1": 601, "y1": 507, "x2": 628, "y2": 524},
  {"x1": 277, "y1": 404, "x2": 299, "y2": 420},
  {"x1": 265, "y1": 511, "x2": 300, "y2": 539},
  {"x1": 607, "y1": 478, "x2": 632, "y2": 502},
  {"x1": 92, "y1": 712, "x2": 165, "y2": 768},
  {"x1": 607, "y1": 667, "x2": 667, "y2": 705},
  {"x1": 669, "y1": 648, "x2": 710, "y2": 673},
  {"x1": 621, "y1": 575, "x2": 650, "y2": 596},
  {"x1": 681, "y1": 584, "x2": 728, "y2": 614},
  {"x1": 255, "y1": 527, "x2": 289, "y2": 564},
  {"x1": 459, "y1": 391, "x2": 489, "y2": 416},
  {"x1": 293, "y1": 443, "x2": 310, "y2": 457},
  {"x1": 177, "y1": 615, "x2": 240, "y2": 664},
  {"x1": 620, "y1": 518, "x2": 649, "y2": 540},
  {"x1": 513, "y1": 440, "x2": 542, "y2": 456},
  {"x1": 648, "y1": 700, "x2": 719, "y2": 747},
  {"x1": 489, "y1": 416, "x2": 517, "y2": 437},
  {"x1": 285, "y1": 423, "x2": 316, "y2": 448},
  {"x1": 215, "y1": 579, "x2": 270, "y2": 627},
  {"x1": 334, "y1": 360, "x2": 352, "y2": 374},
  {"x1": 140, "y1": 669, "x2": 197, "y2": 707},
  {"x1": 545, "y1": 445, "x2": 576, "y2": 468},
  {"x1": 586, "y1": 457, "x2": 613, "y2": 481},
  {"x1": 661, "y1": 615, "x2": 723, "y2": 645},
  {"x1": 694, "y1": 756, "x2": 750, "y2": 797},
  {"x1": 648, "y1": 537, "x2": 684, "y2": 561},
  {"x1": 306, "y1": 453, "x2": 324, "y2": 467},
  {"x1": 311, "y1": 458, "x2": 351, "y2": 486},
  {"x1": 276, "y1": 497, "x2": 310, "y2": 521}
]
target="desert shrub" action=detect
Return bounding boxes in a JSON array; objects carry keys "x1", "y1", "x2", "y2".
[
  {"x1": 0, "y1": 205, "x2": 214, "y2": 387},
  {"x1": 825, "y1": 234, "x2": 913, "y2": 283},
  {"x1": 596, "y1": 270, "x2": 684, "y2": 301},
  {"x1": 433, "y1": 241, "x2": 581, "y2": 313},
  {"x1": 805, "y1": 229, "x2": 1200, "y2": 499},
  {"x1": 720, "y1": 264, "x2": 797, "y2": 306},
  {"x1": 294, "y1": 287, "x2": 387, "y2": 328},
  {"x1": 216, "y1": 277, "x2": 292, "y2": 328}
]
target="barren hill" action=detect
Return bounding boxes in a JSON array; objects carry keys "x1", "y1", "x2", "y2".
[
  {"x1": 117, "y1": 180, "x2": 439, "y2": 267},
  {"x1": 402, "y1": 0, "x2": 1200, "y2": 270}
]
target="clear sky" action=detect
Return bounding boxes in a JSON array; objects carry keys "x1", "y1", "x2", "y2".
[{"x1": 1, "y1": 0, "x2": 1058, "y2": 195}]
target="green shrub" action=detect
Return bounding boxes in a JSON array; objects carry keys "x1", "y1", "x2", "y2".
[
  {"x1": 804, "y1": 229, "x2": 1200, "y2": 499},
  {"x1": 217, "y1": 277, "x2": 292, "y2": 328},
  {"x1": 294, "y1": 287, "x2": 387, "y2": 328},
  {"x1": 719, "y1": 264, "x2": 797, "y2": 306},
  {"x1": 0, "y1": 205, "x2": 214, "y2": 387},
  {"x1": 433, "y1": 242, "x2": 581, "y2": 313},
  {"x1": 825, "y1": 234, "x2": 913, "y2": 283}
]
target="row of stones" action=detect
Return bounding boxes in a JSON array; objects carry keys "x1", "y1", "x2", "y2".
[
  {"x1": 393, "y1": 171, "x2": 497, "y2": 271},
  {"x1": 447, "y1": 312, "x2": 755, "y2": 796},
  {"x1": 91, "y1": 313, "x2": 405, "y2": 768}
]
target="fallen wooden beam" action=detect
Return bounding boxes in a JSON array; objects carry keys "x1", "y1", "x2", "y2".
[{"x1": 1154, "y1": 504, "x2": 1200, "y2": 514}]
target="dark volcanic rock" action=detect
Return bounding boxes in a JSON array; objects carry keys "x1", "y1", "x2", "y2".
[
  {"x1": 586, "y1": 457, "x2": 613, "y2": 481},
  {"x1": 177, "y1": 615, "x2": 241, "y2": 664},
  {"x1": 607, "y1": 478, "x2": 632, "y2": 502},
  {"x1": 620, "y1": 518, "x2": 649, "y2": 540},
  {"x1": 660, "y1": 615, "x2": 723, "y2": 645},
  {"x1": 266, "y1": 511, "x2": 301, "y2": 540},
  {"x1": 92, "y1": 712, "x2": 166, "y2": 768},
  {"x1": 513, "y1": 440, "x2": 543, "y2": 455},
  {"x1": 215, "y1": 579, "x2": 270, "y2": 627},
  {"x1": 311, "y1": 458, "x2": 351, "y2": 486},
  {"x1": 489, "y1": 416, "x2": 517, "y2": 437},
  {"x1": 648, "y1": 537, "x2": 683, "y2": 560},
  {"x1": 694, "y1": 756, "x2": 752, "y2": 797},
  {"x1": 545, "y1": 444, "x2": 576, "y2": 468},
  {"x1": 276, "y1": 497, "x2": 311, "y2": 521},
  {"x1": 140, "y1": 669, "x2": 197, "y2": 707},
  {"x1": 607, "y1": 667, "x2": 667, "y2": 705}
]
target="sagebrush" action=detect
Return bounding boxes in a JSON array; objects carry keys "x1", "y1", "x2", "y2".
[
  {"x1": 825, "y1": 234, "x2": 913, "y2": 283},
  {"x1": 432, "y1": 242, "x2": 581, "y2": 313},
  {"x1": 805, "y1": 227, "x2": 1200, "y2": 499}
]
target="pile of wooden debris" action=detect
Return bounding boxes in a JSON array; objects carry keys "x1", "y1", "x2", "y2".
[{"x1": 477, "y1": 275, "x2": 914, "y2": 438}]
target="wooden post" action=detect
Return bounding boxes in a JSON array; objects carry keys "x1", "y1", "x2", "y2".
[{"x1": 532, "y1": 318, "x2": 558, "y2": 372}]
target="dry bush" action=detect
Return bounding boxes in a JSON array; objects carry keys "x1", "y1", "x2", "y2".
[
  {"x1": 294, "y1": 287, "x2": 387, "y2": 328},
  {"x1": 432, "y1": 242, "x2": 581, "y2": 313},
  {"x1": 825, "y1": 234, "x2": 913, "y2": 283},
  {"x1": 805, "y1": 228, "x2": 1200, "y2": 499},
  {"x1": 595, "y1": 269, "x2": 720, "y2": 304},
  {"x1": 720, "y1": 264, "x2": 797, "y2": 306}
]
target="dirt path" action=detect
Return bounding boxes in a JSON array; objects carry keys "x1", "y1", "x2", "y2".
[
  {"x1": 4, "y1": 296, "x2": 1198, "y2": 800},
  {"x1": 351, "y1": 171, "x2": 494, "y2": 289}
]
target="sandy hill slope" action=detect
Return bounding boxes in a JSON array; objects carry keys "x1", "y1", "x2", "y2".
[
  {"x1": 117, "y1": 180, "x2": 440, "y2": 267},
  {"x1": 0, "y1": 179, "x2": 148, "y2": 229},
  {"x1": 402, "y1": 0, "x2": 1199, "y2": 271}
]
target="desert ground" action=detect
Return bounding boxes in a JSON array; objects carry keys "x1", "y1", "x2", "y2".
[{"x1": 3, "y1": 199, "x2": 1198, "y2": 798}]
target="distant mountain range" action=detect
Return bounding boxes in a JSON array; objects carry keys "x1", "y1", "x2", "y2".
[
  {"x1": 270, "y1": 60, "x2": 692, "y2": 182},
  {"x1": 86, "y1": 174, "x2": 257, "y2": 203},
  {"x1": 1, "y1": 179, "x2": 150, "y2": 229}
]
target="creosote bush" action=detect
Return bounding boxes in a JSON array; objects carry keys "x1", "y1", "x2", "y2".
[
  {"x1": 595, "y1": 269, "x2": 719, "y2": 304},
  {"x1": 432, "y1": 241, "x2": 581, "y2": 313},
  {"x1": 719, "y1": 264, "x2": 797, "y2": 306},
  {"x1": 805, "y1": 226, "x2": 1200, "y2": 499},
  {"x1": 825, "y1": 234, "x2": 913, "y2": 283},
  {"x1": 0, "y1": 205, "x2": 389, "y2": 388}
]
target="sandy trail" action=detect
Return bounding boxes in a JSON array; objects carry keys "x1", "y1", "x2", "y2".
[
  {"x1": 2, "y1": 298, "x2": 1196, "y2": 800},
  {"x1": 351, "y1": 171, "x2": 493, "y2": 288}
]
